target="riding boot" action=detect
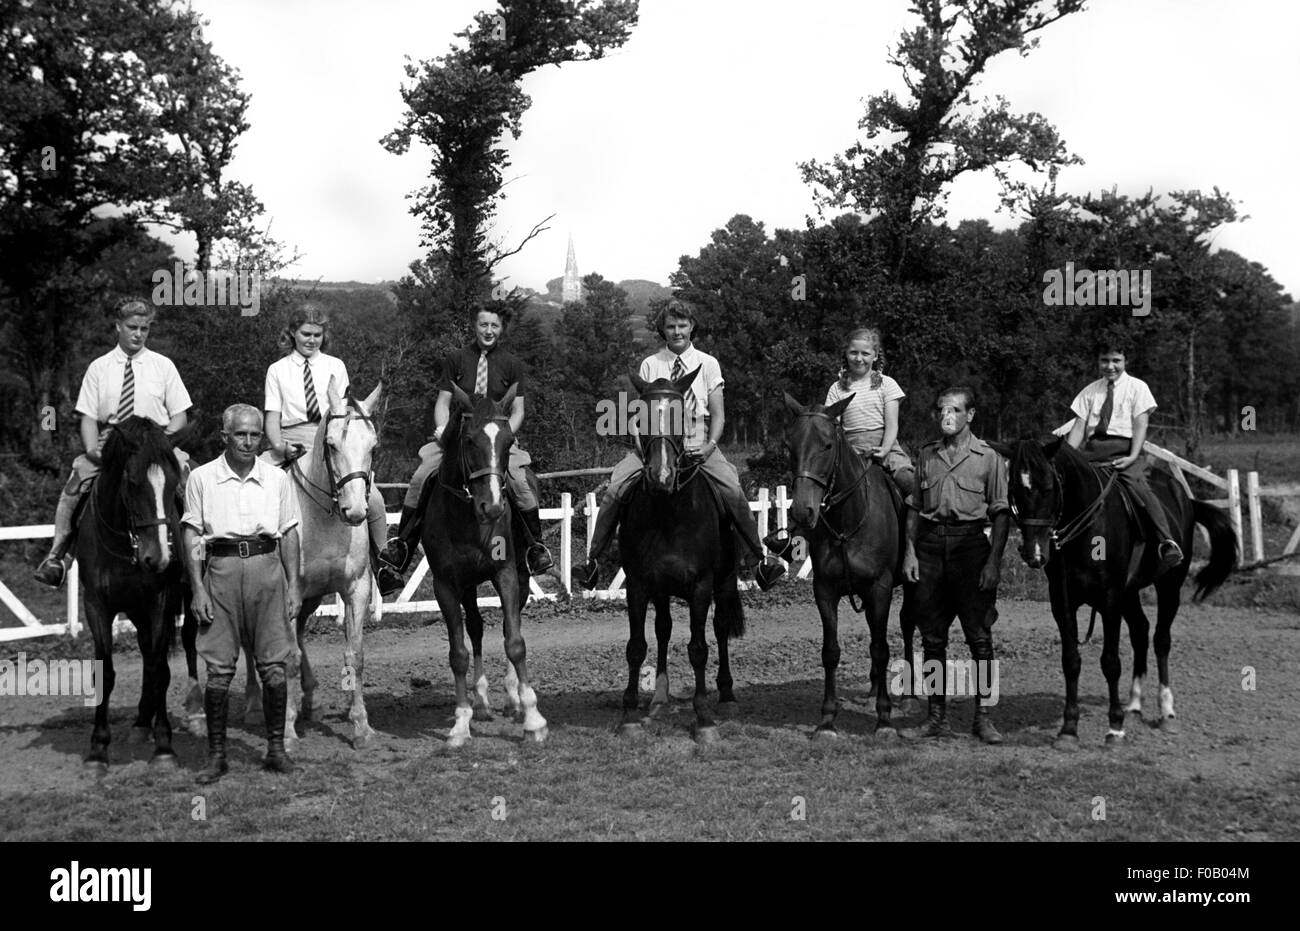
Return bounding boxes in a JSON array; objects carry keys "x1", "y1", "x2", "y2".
[
  {"x1": 196, "y1": 675, "x2": 232, "y2": 784},
  {"x1": 262, "y1": 671, "x2": 294, "y2": 774},
  {"x1": 968, "y1": 639, "x2": 1002, "y2": 743},
  {"x1": 578, "y1": 495, "x2": 622, "y2": 590},
  {"x1": 370, "y1": 542, "x2": 404, "y2": 597},
  {"x1": 900, "y1": 694, "x2": 952, "y2": 739},
  {"x1": 761, "y1": 529, "x2": 799, "y2": 562},
  {"x1": 33, "y1": 486, "x2": 83, "y2": 587},
  {"x1": 519, "y1": 507, "x2": 554, "y2": 574},
  {"x1": 379, "y1": 506, "x2": 421, "y2": 572}
]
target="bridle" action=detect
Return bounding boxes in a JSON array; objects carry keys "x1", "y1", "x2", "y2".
[
  {"x1": 1010, "y1": 456, "x2": 1119, "y2": 550},
  {"x1": 791, "y1": 411, "x2": 871, "y2": 543},
  {"x1": 636, "y1": 390, "x2": 702, "y2": 493},
  {"x1": 437, "y1": 411, "x2": 512, "y2": 506},
  {"x1": 93, "y1": 458, "x2": 178, "y2": 566},
  {"x1": 292, "y1": 408, "x2": 375, "y2": 516}
]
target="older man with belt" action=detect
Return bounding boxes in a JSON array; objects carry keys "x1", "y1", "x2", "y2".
[{"x1": 182, "y1": 404, "x2": 302, "y2": 783}]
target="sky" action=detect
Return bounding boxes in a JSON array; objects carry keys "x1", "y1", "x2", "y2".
[{"x1": 188, "y1": 0, "x2": 1300, "y2": 298}]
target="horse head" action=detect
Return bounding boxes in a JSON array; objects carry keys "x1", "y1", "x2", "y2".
[
  {"x1": 450, "y1": 381, "x2": 517, "y2": 523},
  {"x1": 1009, "y1": 435, "x2": 1065, "y2": 568},
  {"x1": 629, "y1": 364, "x2": 700, "y2": 495},
  {"x1": 101, "y1": 416, "x2": 181, "y2": 572},
  {"x1": 782, "y1": 391, "x2": 853, "y2": 533},
  {"x1": 322, "y1": 377, "x2": 382, "y2": 526}
]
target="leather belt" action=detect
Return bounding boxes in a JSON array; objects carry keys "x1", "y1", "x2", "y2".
[
  {"x1": 207, "y1": 536, "x2": 278, "y2": 558},
  {"x1": 919, "y1": 519, "x2": 987, "y2": 536}
]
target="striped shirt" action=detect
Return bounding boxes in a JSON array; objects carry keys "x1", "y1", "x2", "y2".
[
  {"x1": 825, "y1": 375, "x2": 905, "y2": 433},
  {"x1": 182, "y1": 453, "x2": 301, "y2": 541},
  {"x1": 264, "y1": 351, "x2": 350, "y2": 426},
  {"x1": 75, "y1": 346, "x2": 191, "y2": 427}
]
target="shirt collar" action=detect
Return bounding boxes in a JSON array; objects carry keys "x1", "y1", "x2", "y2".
[
  {"x1": 109, "y1": 346, "x2": 149, "y2": 365},
  {"x1": 216, "y1": 453, "x2": 266, "y2": 485},
  {"x1": 661, "y1": 344, "x2": 698, "y2": 367},
  {"x1": 469, "y1": 341, "x2": 498, "y2": 356}
]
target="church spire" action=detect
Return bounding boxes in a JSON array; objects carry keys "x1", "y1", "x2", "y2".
[{"x1": 562, "y1": 234, "x2": 582, "y2": 303}]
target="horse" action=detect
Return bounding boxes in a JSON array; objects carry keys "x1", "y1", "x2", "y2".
[
  {"x1": 422, "y1": 382, "x2": 547, "y2": 748},
  {"x1": 1008, "y1": 436, "x2": 1237, "y2": 746},
  {"x1": 75, "y1": 416, "x2": 185, "y2": 773},
  {"x1": 616, "y1": 366, "x2": 745, "y2": 742},
  {"x1": 782, "y1": 392, "x2": 913, "y2": 738},
  {"x1": 267, "y1": 377, "x2": 385, "y2": 750}
]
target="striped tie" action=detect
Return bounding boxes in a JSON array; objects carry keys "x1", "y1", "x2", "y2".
[
  {"x1": 304, "y1": 359, "x2": 320, "y2": 422},
  {"x1": 474, "y1": 351, "x2": 488, "y2": 397},
  {"x1": 116, "y1": 360, "x2": 134, "y2": 423},
  {"x1": 671, "y1": 356, "x2": 694, "y2": 406}
]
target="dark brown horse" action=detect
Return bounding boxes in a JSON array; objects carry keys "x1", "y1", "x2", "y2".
[
  {"x1": 617, "y1": 366, "x2": 745, "y2": 742},
  {"x1": 75, "y1": 417, "x2": 185, "y2": 772},
  {"x1": 421, "y1": 383, "x2": 547, "y2": 747},
  {"x1": 1008, "y1": 437, "x2": 1236, "y2": 746},
  {"x1": 783, "y1": 393, "x2": 913, "y2": 738}
]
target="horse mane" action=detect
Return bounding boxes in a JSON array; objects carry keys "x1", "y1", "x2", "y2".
[{"x1": 101, "y1": 417, "x2": 176, "y2": 485}]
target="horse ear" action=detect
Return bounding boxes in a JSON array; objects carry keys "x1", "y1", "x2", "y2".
[
  {"x1": 673, "y1": 364, "x2": 702, "y2": 396},
  {"x1": 1042, "y1": 435, "x2": 1065, "y2": 459},
  {"x1": 326, "y1": 375, "x2": 343, "y2": 411},
  {"x1": 630, "y1": 372, "x2": 650, "y2": 395},
  {"x1": 359, "y1": 380, "x2": 382, "y2": 415},
  {"x1": 450, "y1": 382, "x2": 472, "y2": 411},
  {"x1": 498, "y1": 381, "x2": 519, "y2": 414},
  {"x1": 783, "y1": 392, "x2": 805, "y2": 416},
  {"x1": 986, "y1": 439, "x2": 1012, "y2": 459},
  {"x1": 824, "y1": 393, "x2": 854, "y2": 421}
]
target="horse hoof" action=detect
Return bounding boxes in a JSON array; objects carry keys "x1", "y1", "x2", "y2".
[
  {"x1": 187, "y1": 715, "x2": 207, "y2": 738},
  {"x1": 1104, "y1": 730, "x2": 1126, "y2": 746},
  {"x1": 127, "y1": 726, "x2": 151, "y2": 745},
  {"x1": 83, "y1": 759, "x2": 109, "y2": 777},
  {"x1": 447, "y1": 734, "x2": 471, "y2": 749},
  {"x1": 353, "y1": 731, "x2": 377, "y2": 751},
  {"x1": 647, "y1": 701, "x2": 671, "y2": 720},
  {"x1": 297, "y1": 704, "x2": 313, "y2": 724},
  {"x1": 716, "y1": 700, "x2": 740, "y2": 719},
  {"x1": 811, "y1": 726, "x2": 839, "y2": 741},
  {"x1": 525, "y1": 726, "x2": 548, "y2": 744},
  {"x1": 473, "y1": 707, "x2": 495, "y2": 722},
  {"x1": 150, "y1": 753, "x2": 178, "y2": 768},
  {"x1": 1159, "y1": 716, "x2": 1180, "y2": 735},
  {"x1": 619, "y1": 722, "x2": 645, "y2": 739},
  {"x1": 874, "y1": 724, "x2": 899, "y2": 741},
  {"x1": 693, "y1": 725, "x2": 719, "y2": 744},
  {"x1": 1053, "y1": 734, "x2": 1080, "y2": 752},
  {"x1": 895, "y1": 697, "x2": 923, "y2": 717}
]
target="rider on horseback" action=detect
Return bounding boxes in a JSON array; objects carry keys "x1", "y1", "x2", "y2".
[
  {"x1": 1065, "y1": 340, "x2": 1183, "y2": 574},
  {"x1": 381, "y1": 304, "x2": 554, "y2": 578},
  {"x1": 260, "y1": 301, "x2": 403, "y2": 595},
  {"x1": 33, "y1": 296, "x2": 192, "y2": 587},
  {"x1": 577, "y1": 299, "x2": 785, "y2": 592}
]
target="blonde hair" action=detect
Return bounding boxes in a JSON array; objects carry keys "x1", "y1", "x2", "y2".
[
  {"x1": 836, "y1": 327, "x2": 884, "y2": 391},
  {"x1": 278, "y1": 301, "x2": 331, "y2": 354},
  {"x1": 113, "y1": 296, "x2": 156, "y2": 323}
]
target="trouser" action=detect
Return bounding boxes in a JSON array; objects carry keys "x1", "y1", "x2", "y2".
[
  {"x1": 47, "y1": 430, "x2": 191, "y2": 558},
  {"x1": 197, "y1": 549, "x2": 295, "y2": 682},
  {"x1": 588, "y1": 446, "x2": 764, "y2": 567},
  {"x1": 1083, "y1": 437, "x2": 1178, "y2": 544},
  {"x1": 262, "y1": 422, "x2": 389, "y2": 554},
  {"x1": 912, "y1": 525, "x2": 998, "y2": 677},
  {"x1": 402, "y1": 439, "x2": 537, "y2": 510},
  {"x1": 846, "y1": 428, "x2": 915, "y2": 497}
]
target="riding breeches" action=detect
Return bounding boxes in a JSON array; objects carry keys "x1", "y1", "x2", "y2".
[
  {"x1": 197, "y1": 550, "x2": 295, "y2": 678},
  {"x1": 1082, "y1": 439, "x2": 1178, "y2": 544},
  {"x1": 403, "y1": 440, "x2": 537, "y2": 511},
  {"x1": 911, "y1": 525, "x2": 998, "y2": 653}
]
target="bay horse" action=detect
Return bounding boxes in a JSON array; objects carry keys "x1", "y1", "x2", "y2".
[
  {"x1": 269, "y1": 377, "x2": 384, "y2": 750},
  {"x1": 1008, "y1": 437, "x2": 1236, "y2": 746},
  {"x1": 783, "y1": 392, "x2": 912, "y2": 738},
  {"x1": 422, "y1": 382, "x2": 547, "y2": 748},
  {"x1": 75, "y1": 416, "x2": 184, "y2": 772},
  {"x1": 617, "y1": 366, "x2": 744, "y2": 742}
]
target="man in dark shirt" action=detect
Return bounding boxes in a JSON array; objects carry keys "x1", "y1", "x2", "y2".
[{"x1": 381, "y1": 306, "x2": 552, "y2": 576}]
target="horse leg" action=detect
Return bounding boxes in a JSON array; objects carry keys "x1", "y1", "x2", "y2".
[
  {"x1": 130, "y1": 616, "x2": 156, "y2": 744},
  {"x1": 622, "y1": 583, "x2": 649, "y2": 733},
  {"x1": 1100, "y1": 600, "x2": 1127, "y2": 744},
  {"x1": 465, "y1": 599, "x2": 493, "y2": 721},
  {"x1": 897, "y1": 582, "x2": 922, "y2": 713},
  {"x1": 713, "y1": 584, "x2": 738, "y2": 712},
  {"x1": 1153, "y1": 573, "x2": 1182, "y2": 734},
  {"x1": 181, "y1": 592, "x2": 205, "y2": 737},
  {"x1": 867, "y1": 577, "x2": 895, "y2": 735},
  {"x1": 496, "y1": 575, "x2": 547, "y2": 744},
  {"x1": 648, "y1": 593, "x2": 673, "y2": 718},
  {"x1": 1122, "y1": 590, "x2": 1150, "y2": 728},
  {"x1": 1049, "y1": 572, "x2": 1082, "y2": 749},
  {"x1": 811, "y1": 576, "x2": 842, "y2": 738},
  {"x1": 84, "y1": 598, "x2": 115, "y2": 774},
  {"x1": 284, "y1": 598, "x2": 320, "y2": 751},
  {"x1": 688, "y1": 586, "x2": 717, "y2": 742},
  {"x1": 343, "y1": 575, "x2": 377, "y2": 749},
  {"x1": 147, "y1": 601, "x2": 176, "y2": 764},
  {"x1": 435, "y1": 580, "x2": 474, "y2": 748}
]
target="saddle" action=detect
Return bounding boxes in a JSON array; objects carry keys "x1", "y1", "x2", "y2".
[{"x1": 1090, "y1": 462, "x2": 1171, "y2": 590}]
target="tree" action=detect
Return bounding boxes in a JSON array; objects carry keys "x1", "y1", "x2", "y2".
[{"x1": 381, "y1": 0, "x2": 638, "y2": 320}]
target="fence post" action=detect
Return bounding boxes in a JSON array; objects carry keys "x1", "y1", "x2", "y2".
[
  {"x1": 1246, "y1": 471, "x2": 1264, "y2": 566},
  {"x1": 776, "y1": 484, "x2": 789, "y2": 535},
  {"x1": 585, "y1": 492, "x2": 597, "y2": 560},
  {"x1": 1227, "y1": 468, "x2": 1243, "y2": 556},
  {"x1": 67, "y1": 559, "x2": 80, "y2": 638},
  {"x1": 560, "y1": 492, "x2": 572, "y2": 593},
  {"x1": 756, "y1": 487, "x2": 770, "y2": 545}
]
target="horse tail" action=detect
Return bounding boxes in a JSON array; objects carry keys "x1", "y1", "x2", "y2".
[
  {"x1": 714, "y1": 581, "x2": 745, "y2": 640},
  {"x1": 1191, "y1": 499, "x2": 1237, "y2": 602}
]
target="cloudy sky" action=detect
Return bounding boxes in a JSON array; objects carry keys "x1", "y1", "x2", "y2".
[{"x1": 189, "y1": 0, "x2": 1300, "y2": 297}]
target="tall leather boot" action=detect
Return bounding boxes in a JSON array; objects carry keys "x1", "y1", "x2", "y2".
[
  {"x1": 370, "y1": 542, "x2": 404, "y2": 597},
  {"x1": 578, "y1": 496, "x2": 621, "y2": 590},
  {"x1": 379, "y1": 505, "x2": 421, "y2": 572},
  {"x1": 196, "y1": 675, "x2": 232, "y2": 784},
  {"x1": 970, "y1": 640, "x2": 1003, "y2": 744},
  {"x1": 900, "y1": 648, "x2": 951, "y2": 738},
  {"x1": 519, "y1": 507, "x2": 554, "y2": 573},
  {"x1": 262, "y1": 671, "x2": 294, "y2": 774}
]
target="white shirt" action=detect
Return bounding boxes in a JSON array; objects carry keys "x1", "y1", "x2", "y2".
[
  {"x1": 182, "y1": 453, "x2": 301, "y2": 541},
  {"x1": 639, "y1": 344, "x2": 725, "y2": 450},
  {"x1": 75, "y1": 346, "x2": 191, "y2": 427},
  {"x1": 264, "y1": 351, "x2": 349, "y2": 426},
  {"x1": 825, "y1": 375, "x2": 905, "y2": 434},
  {"x1": 1069, "y1": 372, "x2": 1157, "y2": 439}
]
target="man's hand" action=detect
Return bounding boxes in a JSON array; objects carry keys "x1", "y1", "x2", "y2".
[
  {"x1": 285, "y1": 585, "x2": 302, "y2": 623},
  {"x1": 192, "y1": 586, "x2": 215, "y2": 625},
  {"x1": 688, "y1": 440, "x2": 717, "y2": 462},
  {"x1": 903, "y1": 548, "x2": 919, "y2": 583},
  {"x1": 1110, "y1": 454, "x2": 1138, "y2": 470},
  {"x1": 978, "y1": 560, "x2": 1001, "y2": 592}
]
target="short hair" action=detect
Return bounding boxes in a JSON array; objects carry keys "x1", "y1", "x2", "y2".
[
  {"x1": 1095, "y1": 330, "x2": 1135, "y2": 359},
  {"x1": 114, "y1": 296, "x2": 155, "y2": 323},
  {"x1": 934, "y1": 385, "x2": 977, "y2": 412},
  {"x1": 472, "y1": 303, "x2": 511, "y2": 334},
  {"x1": 221, "y1": 403, "x2": 262, "y2": 432},
  {"x1": 653, "y1": 298, "x2": 702, "y2": 340},
  {"x1": 278, "y1": 300, "x2": 331, "y2": 353}
]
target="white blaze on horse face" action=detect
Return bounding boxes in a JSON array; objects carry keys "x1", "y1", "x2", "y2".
[
  {"x1": 147, "y1": 463, "x2": 170, "y2": 567},
  {"x1": 1020, "y1": 471, "x2": 1032, "y2": 490},
  {"x1": 482, "y1": 423, "x2": 502, "y2": 506}
]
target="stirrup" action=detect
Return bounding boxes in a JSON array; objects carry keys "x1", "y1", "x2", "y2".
[
  {"x1": 762, "y1": 531, "x2": 796, "y2": 561},
  {"x1": 526, "y1": 543, "x2": 554, "y2": 575},
  {"x1": 379, "y1": 538, "x2": 410, "y2": 571},
  {"x1": 755, "y1": 557, "x2": 786, "y2": 592},
  {"x1": 576, "y1": 557, "x2": 600, "y2": 591},
  {"x1": 33, "y1": 555, "x2": 67, "y2": 588}
]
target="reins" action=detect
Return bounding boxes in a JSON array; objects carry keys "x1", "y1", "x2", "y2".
[{"x1": 290, "y1": 406, "x2": 375, "y2": 517}]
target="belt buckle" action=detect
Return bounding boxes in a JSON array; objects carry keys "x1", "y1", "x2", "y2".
[{"x1": 237, "y1": 540, "x2": 251, "y2": 558}]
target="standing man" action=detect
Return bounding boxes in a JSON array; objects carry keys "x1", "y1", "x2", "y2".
[
  {"x1": 577, "y1": 299, "x2": 785, "y2": 591},
  {"x1": 1065, "y1": 341, "x2": 1183, "y2": 573},
  {"x1": 182, "y1": 404, "x2": 302, "y2": 783},
  {"x1": 901, "y1": 387, "x2": 1011, "y2": 744},
  {"x1": 34, "y1": 296, "x2": 192, "y2": 586}
]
